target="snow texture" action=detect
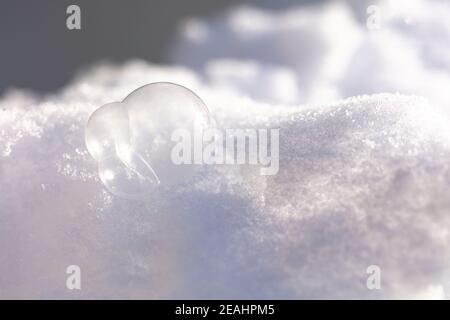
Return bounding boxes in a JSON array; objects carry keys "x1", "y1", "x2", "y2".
[{"x1": 2, "y1": 0, "x2": 450, "y2": 299}]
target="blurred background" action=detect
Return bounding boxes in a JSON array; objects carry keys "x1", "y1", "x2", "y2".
[
  {"x1": 0, "y1": 0, "x2": 226, "y2": 93},
  {"x1": 0, "y1": 0, "x2": 321, "y2": 94},
  {"x1": 3, "y1": 0, "x2": 449, "y2": 111}
]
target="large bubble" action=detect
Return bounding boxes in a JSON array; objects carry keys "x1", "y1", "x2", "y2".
[{"x1": 85, "y1": 82, "x2": 211, "y2": 199}]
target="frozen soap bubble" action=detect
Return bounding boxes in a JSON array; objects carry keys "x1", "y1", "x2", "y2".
[{"x1": 85, "y1": 82, "x2": 212, "y2": 199}]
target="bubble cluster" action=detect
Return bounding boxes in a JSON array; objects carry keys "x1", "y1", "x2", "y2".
[{"x1": 85, "y1": 82, "x2": 211, "y2": 198}]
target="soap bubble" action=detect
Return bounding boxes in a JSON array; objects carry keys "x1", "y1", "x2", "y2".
[
  {"x1": 85, "y1": 82, "x2": 212, "y2": 199},
  {"x1": 98, "y1": 149, "x2": 159, "y2": 199},
  {"x1": 85, "y1": 102, "x2": 130, "y2": 162}
]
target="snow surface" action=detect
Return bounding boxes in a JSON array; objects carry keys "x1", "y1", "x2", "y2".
[{"x1": 2, "y1": 0, "x2": 450, "y2": 299}]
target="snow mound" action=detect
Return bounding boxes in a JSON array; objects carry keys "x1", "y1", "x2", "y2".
[{"x1": 1, "y1": 62, "x2": 450, "y2": 299}]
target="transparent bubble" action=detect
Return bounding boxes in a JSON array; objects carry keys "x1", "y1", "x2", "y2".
[
  {"x1": 85, "y1": 102, "x2": 130, "y2": 162},
  {"x1": 98, "y1": 149, "x2": 159, "y2": 199},
  {"x1": 85, "y1": 82, "x2": 211, "y2": 199}
]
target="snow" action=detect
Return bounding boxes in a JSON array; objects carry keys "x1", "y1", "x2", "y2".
[{"x1": 2, "y1": 0, "x2": 450, "y2": 299}]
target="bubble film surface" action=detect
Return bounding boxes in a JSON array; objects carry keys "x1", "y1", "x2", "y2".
[{"x1": 85, "y1": 82, "x2": 211, "y2": 198}]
